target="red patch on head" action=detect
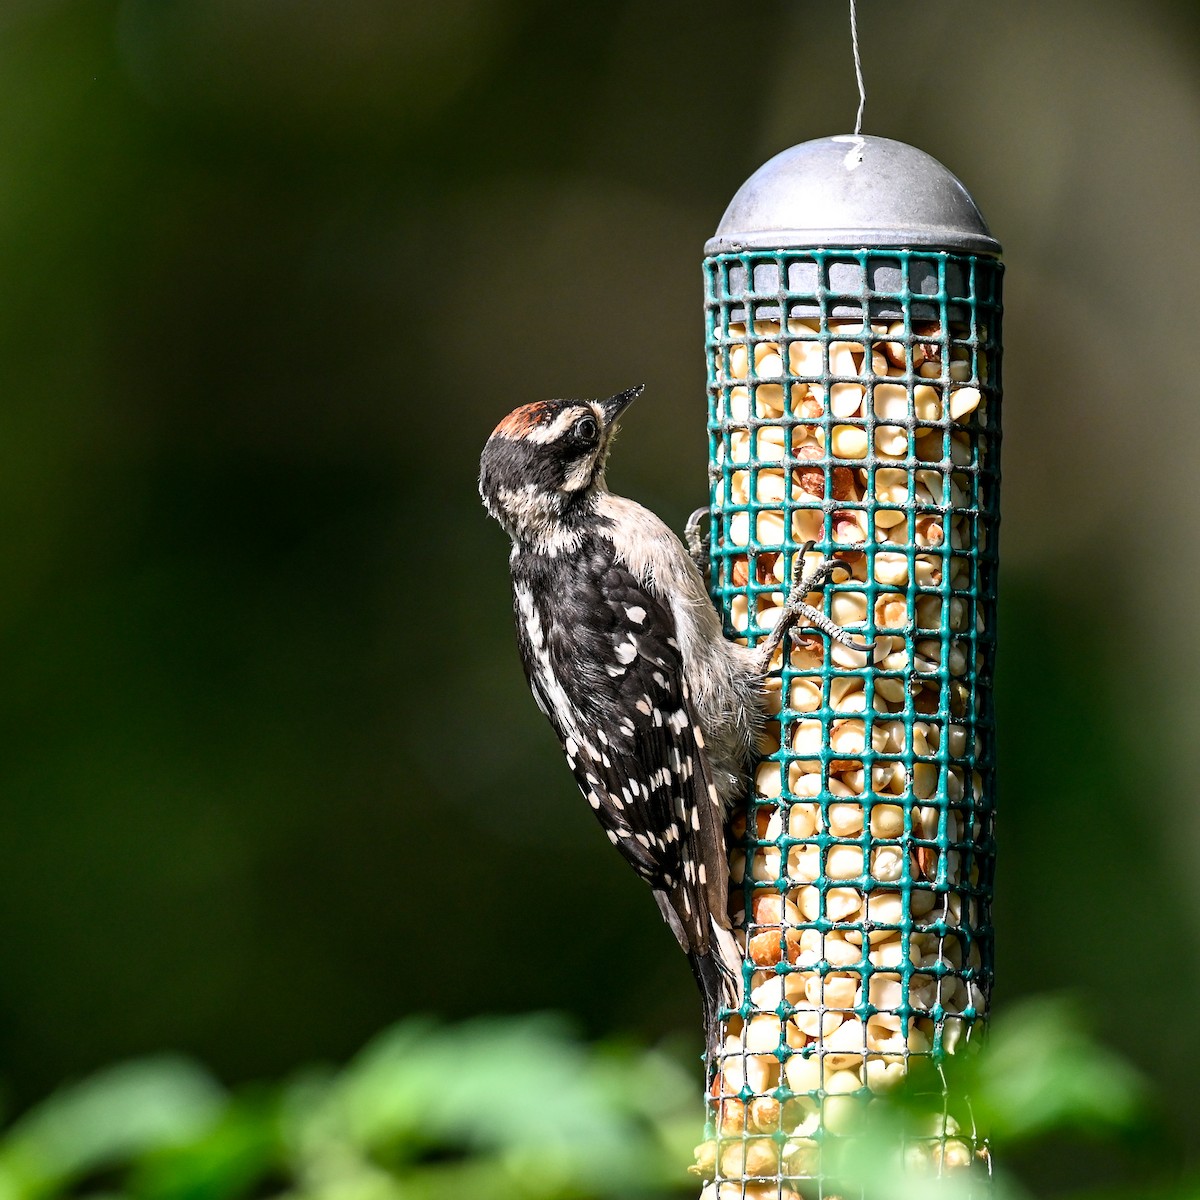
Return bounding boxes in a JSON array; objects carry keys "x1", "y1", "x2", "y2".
[{"x1": 492, "y1": 402, "x2": 551, "y2": 439}]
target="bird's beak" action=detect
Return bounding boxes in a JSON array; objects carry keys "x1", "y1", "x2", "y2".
[{"x1": 600, "y1": 384, "x2": 644, "y2": 427}]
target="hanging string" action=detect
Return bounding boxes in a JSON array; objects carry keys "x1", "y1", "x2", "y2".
[{"x1": 849, "y1": 0, "x2": 866, "y2": 136}]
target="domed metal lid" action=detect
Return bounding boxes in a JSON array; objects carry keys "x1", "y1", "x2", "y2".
[{"x1": 706, "y1": 135, "x2": 1000, "y2": 257}]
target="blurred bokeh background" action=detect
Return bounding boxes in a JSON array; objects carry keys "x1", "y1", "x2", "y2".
[{"x1": 0, "y1": 0, "x2": 1196, "y2": 1187}]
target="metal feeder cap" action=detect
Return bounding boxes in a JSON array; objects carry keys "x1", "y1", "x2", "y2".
[{"x1": 706, "y1": 135, "x2": 1000, "y2": 257}]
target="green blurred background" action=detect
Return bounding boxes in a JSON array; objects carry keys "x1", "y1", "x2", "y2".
[{"x1": 0, "y1": 0, "x2": 1196, "y2": 1166}]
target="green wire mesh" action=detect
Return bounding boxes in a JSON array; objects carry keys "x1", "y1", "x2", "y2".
[{"x1": 698, "y1": 248, "x2": 1002, "y2": 1200}]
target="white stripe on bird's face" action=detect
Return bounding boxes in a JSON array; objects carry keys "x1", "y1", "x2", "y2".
[
  {"x1": 523, "y1": 403, "x2": 595, "y2": 444},
  {"x1": 560, "y1": 452, "x2": 595, "y2": 492}
]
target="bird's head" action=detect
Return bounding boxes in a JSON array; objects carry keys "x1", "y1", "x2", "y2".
[{"x1": 479, "y1": 385, "x2": 642, "y2": 546}]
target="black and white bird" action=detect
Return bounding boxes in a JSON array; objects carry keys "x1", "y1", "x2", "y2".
[{"x1": 478, "y1": 385, "x2": 865, "y2": 1058}]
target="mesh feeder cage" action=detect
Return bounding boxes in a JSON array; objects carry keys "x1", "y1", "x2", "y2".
[{"x1": 695, "y1": 136, "x2": 1002, "y2": 1200}]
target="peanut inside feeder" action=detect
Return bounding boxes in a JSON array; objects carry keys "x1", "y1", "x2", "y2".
[{"x1": 696, "y1": 136, "x2": 1002, "y2": 1200}]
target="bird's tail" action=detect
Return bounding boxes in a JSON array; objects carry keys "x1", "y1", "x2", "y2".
[{"x1": 688, "y1": 917, "x2": 745, "y2": 1070}]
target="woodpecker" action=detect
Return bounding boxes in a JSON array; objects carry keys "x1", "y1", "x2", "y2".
[{"x1": 478, "y1": 385, "x2": 866, "y2": 1058}]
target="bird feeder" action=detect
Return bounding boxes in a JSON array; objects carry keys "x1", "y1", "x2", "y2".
[{"x1": 697, "y1": 136, "x2": 1001, "y2": 1198}]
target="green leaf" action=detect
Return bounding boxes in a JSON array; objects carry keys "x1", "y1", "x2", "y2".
[
  {"x1": 280, "y1": 1015, "x2": 695, "y2": 1198},
  {"x1": 0, "y1": 1058, "x2": 225, "y2": 1197},
  {"x1": 129, "y1": 1092, "x2": 281, "y2": 1200},
  {"x1": 968, "y1": 997, "x2": 1151, "y2": 1142}
]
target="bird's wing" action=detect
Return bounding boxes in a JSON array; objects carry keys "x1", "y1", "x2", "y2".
[{"x1": 512, "y1": 543, "x2": 729, "y2": 953}]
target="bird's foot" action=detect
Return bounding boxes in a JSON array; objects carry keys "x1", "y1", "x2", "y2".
[{"x1": 757, "y1": 541, "x2": 875, "y2": 665}]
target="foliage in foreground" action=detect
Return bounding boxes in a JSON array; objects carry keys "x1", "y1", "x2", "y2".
[{"x1": 0, "y1": 999, "x2": 1191, "y2": 1200}]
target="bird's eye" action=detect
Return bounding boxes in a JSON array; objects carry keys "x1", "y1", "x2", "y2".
[{"x1": 573, "y1": 415, "x2": 599, "y2": 442}]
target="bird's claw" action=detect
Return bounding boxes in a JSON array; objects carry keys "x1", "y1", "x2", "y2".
[
  {"x1": 685, "y1": 508, "x2": 710, "y2": 579},
  {"x1": 758, "y1": 542, "x2": 876, "y2": 665}
]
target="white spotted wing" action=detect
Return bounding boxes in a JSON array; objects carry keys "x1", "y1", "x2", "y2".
[{"x1": 511, "y1": 541, "x2": 728, "y2": 953}]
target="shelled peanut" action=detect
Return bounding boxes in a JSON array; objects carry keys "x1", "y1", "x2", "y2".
[{"x1": 695, "y1": 318, "x2": 992, "y2": 1197}]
